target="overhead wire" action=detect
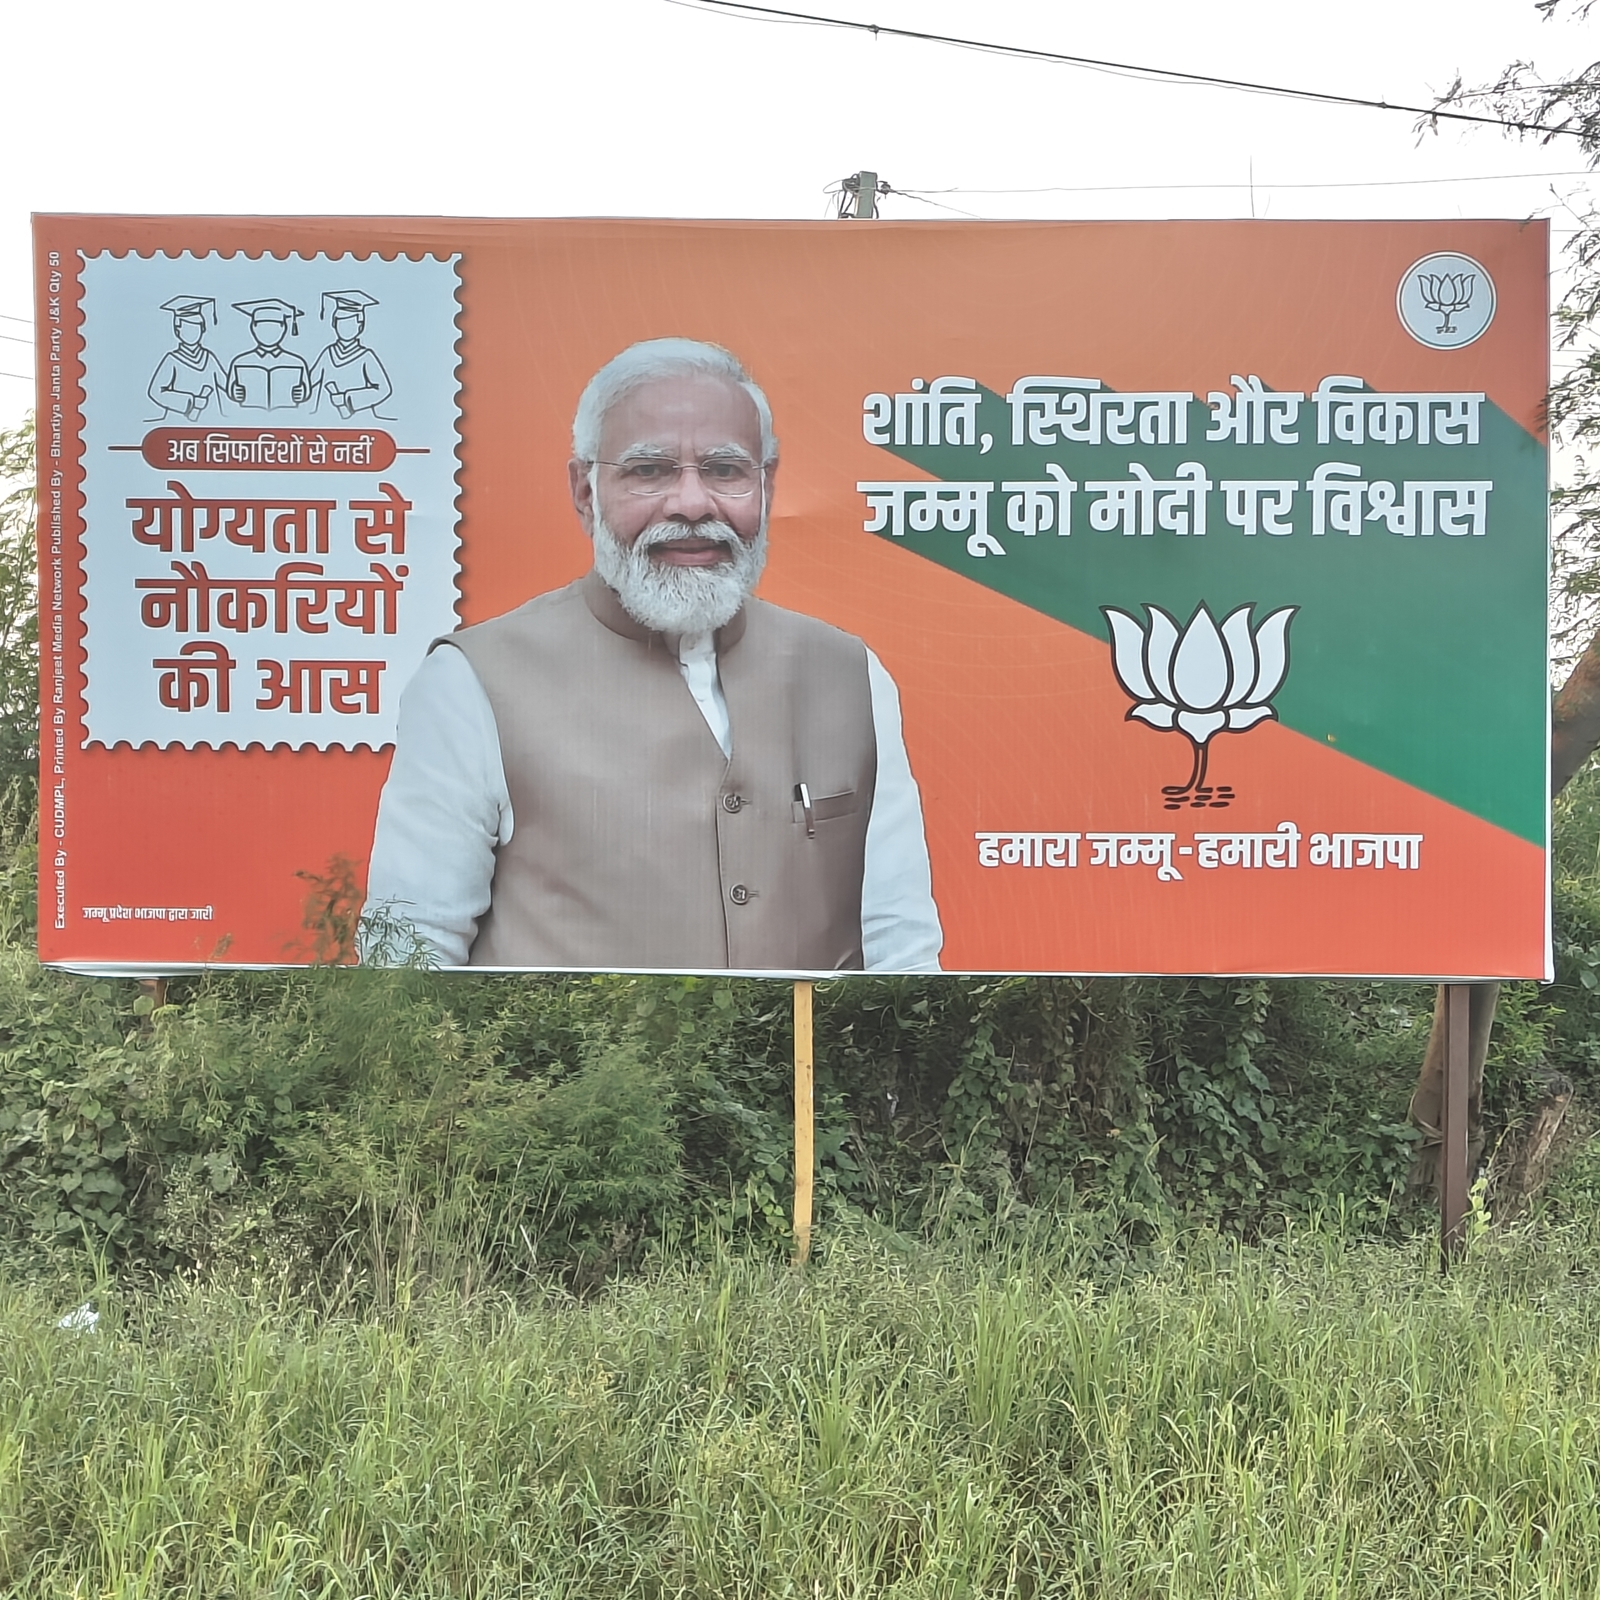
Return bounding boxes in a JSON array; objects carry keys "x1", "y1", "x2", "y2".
[
  {"x1": 898, "y1": 170, "x2": 1599, "y2": 198},
  {"x1": 823, "y1": 167, "x2": 1595, "y2": 223},
  {"x1": 874, "y1": 189, "x2": 983, "y2": 219},
  {"x1": 676, "y1": 0, "x2": 1593, "y2": 140},
  {"x1": 879, "y1": 179, "x2": 1592, "y2": 223},
  {"x1": 2, "y1": 313, "x2": 36, "y2": 382}
]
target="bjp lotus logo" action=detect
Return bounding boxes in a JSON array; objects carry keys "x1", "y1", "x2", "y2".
[
  {"x1": 1416, "y1": 270, "x2": 1476, "y2": 337},
  {"x1": 1397, "y1": 252, "x2": 1495, "y2": 349},
  {"x1": 1102, "y1": 602, "x2": 1298, "y2": 809}
]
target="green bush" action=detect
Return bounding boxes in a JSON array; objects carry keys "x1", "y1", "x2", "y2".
[
  {"x1": 0, "y1": 417, "x2": 37, "y2": 803},
  {"x1": 803, "y1": 971, "x2": 1425, "y2": 1229},
  {"x1": 0, "y1": 952, "x2": 688, "y2": 1288}
]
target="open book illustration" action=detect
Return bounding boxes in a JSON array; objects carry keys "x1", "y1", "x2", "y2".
[{"x1": 233, "y1": 358, "x2": 304, "y2": 411}]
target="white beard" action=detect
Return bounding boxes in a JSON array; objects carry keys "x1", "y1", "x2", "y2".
[{"x1": 592, "y1": 510, "x2": 767, "y2": 635}]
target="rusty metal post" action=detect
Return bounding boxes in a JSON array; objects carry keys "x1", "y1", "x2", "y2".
[{"x1": 1440, "y1": 982, "x2": 1471, "y2": 1265}]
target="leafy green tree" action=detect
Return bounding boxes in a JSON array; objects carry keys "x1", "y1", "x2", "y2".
[
  {"x1": 1409, "y1": 6, "x2": 1600, "y2": 1185},
  {"x1": 0, "y1": 415, "x2": 38, "y2": 803},
  {"x1": 1430, "y1": 3, "x2": 1600, "y2": 774}
]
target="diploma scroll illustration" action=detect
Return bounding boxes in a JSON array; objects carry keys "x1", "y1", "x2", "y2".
[{"x1": 1103, "y1": 602, "x2": 1298, "y2": 810}]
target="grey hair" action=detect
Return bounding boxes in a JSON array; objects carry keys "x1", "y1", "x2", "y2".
[{"x1": 571, "y1": 338, "x2": 778, "y2": 465}]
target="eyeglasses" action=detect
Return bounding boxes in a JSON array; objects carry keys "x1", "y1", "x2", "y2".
[{"x1": 595, "y1": 457, "x2": 761, "y2": 498}]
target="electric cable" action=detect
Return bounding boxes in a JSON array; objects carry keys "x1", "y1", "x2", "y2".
[
  {"x1": 898, "y1": 170, "x2": 1598, "y2": 197},
  {"x1": 677, "y1": 0, "x2": 1589, "y2": 139}
]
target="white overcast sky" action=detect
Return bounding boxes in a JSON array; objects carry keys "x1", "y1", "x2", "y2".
[{"x1": 3, "y1": 0, "x2": 1598, "y2": 430}]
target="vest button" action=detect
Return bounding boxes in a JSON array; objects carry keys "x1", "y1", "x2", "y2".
[
  {"x1": 722, "y1": 793, "x2": 743, "y2": 813},
  {"x1": 729, "y1": 883, "x2": 751, "y2": 905}
]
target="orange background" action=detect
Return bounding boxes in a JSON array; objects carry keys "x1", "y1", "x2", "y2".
[{"x1": 34, "y1": 216, "x2": 1549, "y2": 976}]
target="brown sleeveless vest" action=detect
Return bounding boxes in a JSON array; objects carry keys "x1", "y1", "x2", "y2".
[{"x1": 448, "y1": 571, "x2": 877, "y2": 970}]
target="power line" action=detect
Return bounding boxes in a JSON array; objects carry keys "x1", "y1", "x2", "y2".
[
  {"x1": 0, "y1": 372, "x2": 32, "y2": 383},
  {"x1": 0, "y1": 314, "x2": 31, "y2": 326},
  {"x1": 890, "y1": 190, "x2": 984, "y2": 219},
  {"x1": 901, "y1": 169, "x2": 1598, "y2": 198},
  {"x1": 0, "y1": 334, "x2": 32, "y2": 346},
  {"x1": 678, "y1": 0, "x2": 1589, "y2": 140}
]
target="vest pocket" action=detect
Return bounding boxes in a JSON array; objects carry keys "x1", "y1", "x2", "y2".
[{"x1": 791, "y1": 788, "x2": 859, "y2": 825}]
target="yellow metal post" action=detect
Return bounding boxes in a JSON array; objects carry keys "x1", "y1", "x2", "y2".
[
  {"x1": 1440, "y1": 982, "x2": 1471, "y2": 1265},
  {"x1": 793, "y1": 979, "x2": 815, "y2": 1265}
]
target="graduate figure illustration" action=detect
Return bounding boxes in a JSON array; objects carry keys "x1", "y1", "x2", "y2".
[
  {"x1": 226, "y1": 298, "x2": 311, "y2": 411},
  {"x1": 146, "y1": 296, "x2": 230, "y2": 421},
  {"x1": 309, "y1": 290, "x2": 393, "y2": 419}
]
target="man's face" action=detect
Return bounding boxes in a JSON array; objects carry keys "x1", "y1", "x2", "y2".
[
  {"x1": 570, "y1": 374, "x2": 772, "y2": 568},
  {"x1": 334, "y1": 312, "x2": 363, "y2": 343},
  {"x1": 175, "y1": 317, "x2": 204, "y2": 347},
  {"x1": 252, "y1": 316, "x2": 287, "y2": 349}
]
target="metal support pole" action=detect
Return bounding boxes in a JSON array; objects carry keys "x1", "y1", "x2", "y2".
[
  {"x1": 792, "y1": 979, "x2": 815, "y2": 1265},
  {"x1": 1440, "y1": 981, "x2": 1471, "y2": 1265},
  {"x1": 839, "y1": 170, "x2": 881, "y2": 220}
]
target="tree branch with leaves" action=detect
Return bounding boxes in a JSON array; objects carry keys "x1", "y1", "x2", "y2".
[
  {"x1": 1409, "y1": 4, "x2": 1600, "y2": 1190},
  {"x1": 0, "y1": 415, "x2": 39, "y2": 804}
]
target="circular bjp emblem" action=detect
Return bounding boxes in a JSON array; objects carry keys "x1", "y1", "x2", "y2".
[{"x1": 1397, "y1": 252, "x2": 1496, "y2": 350}]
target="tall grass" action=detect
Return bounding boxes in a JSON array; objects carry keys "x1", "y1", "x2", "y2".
[{"x1": 5, "y1": 1214, "x2": 1600, "y2": 1597}]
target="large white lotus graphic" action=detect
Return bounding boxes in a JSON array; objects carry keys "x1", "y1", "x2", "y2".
[{"x1": 1102, "y1": 601, "x2": 1298, "y2": 806}]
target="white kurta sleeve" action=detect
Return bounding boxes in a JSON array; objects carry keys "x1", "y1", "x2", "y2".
[
  {"x1": 862, "y1": 649, "x2": 944, "y2": 972},
  {"x1": 361, "y1": 643, "x2": 512, "y2": 966}
]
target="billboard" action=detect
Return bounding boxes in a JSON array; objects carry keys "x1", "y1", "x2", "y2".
[{"x1": 33, "y1": 216, "x2": 1549, "y2": 978}]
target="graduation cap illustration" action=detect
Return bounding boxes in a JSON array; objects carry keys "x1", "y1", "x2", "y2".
[
  {"x1": 160, "y1": 295, "x2": 217, "y2": 326},
  {"x1": 232, "y1": 297, "x2": 304, "y2": 336},
  {"x1": 321, "y1": 289, "x2": 379, "y2": 320}
]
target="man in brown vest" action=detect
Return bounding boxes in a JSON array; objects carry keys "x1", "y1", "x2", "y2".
[{"x1": 363, "y1": 338, "x2": 942, "y2": 972}]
